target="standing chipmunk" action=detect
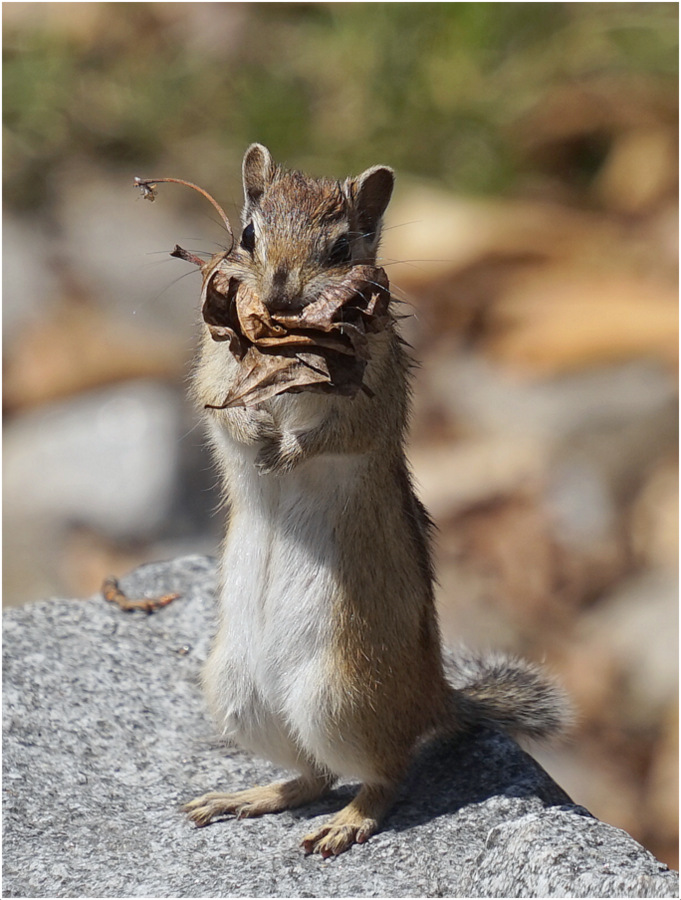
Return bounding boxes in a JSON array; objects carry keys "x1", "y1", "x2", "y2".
[{"x1": 184, "y1": 144, "x2": 568, "y2": 857}]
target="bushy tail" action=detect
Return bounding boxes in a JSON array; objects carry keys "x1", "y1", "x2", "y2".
[{"x1": 443, "y1": 649, "x2": 571, "y2": 741}]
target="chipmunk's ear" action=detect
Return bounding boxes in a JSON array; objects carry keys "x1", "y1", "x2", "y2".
[
  {"x1": 352, "y1": 165, "x2": 395, "y2": 237},
  {"x1": 243, "y1": 144, "x2": 276, "y2": 207}
]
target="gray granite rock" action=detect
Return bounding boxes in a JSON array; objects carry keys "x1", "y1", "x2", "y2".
[{"x1": 3, "y1": 555, "x2": 678, "y2": 898}]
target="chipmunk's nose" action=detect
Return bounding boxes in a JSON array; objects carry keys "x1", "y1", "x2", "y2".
[{"x1": 265, "y1": 265, "x2": 305, "y2": 311}]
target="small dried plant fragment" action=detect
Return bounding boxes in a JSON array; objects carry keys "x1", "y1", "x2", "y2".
[
  {"x1": 101, "y1": 576, "x2": 181, "y2": 614},
  {"x1": 134, "y1": 176, "x2": 392, "y2": 408},
  {"x1": 133, "y1": 177, "x2": 157, "y2": 202}
]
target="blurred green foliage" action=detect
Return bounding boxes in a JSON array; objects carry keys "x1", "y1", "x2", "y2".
[{"x1": 3, "y1": 2, "x2": 678, "y2": 209}]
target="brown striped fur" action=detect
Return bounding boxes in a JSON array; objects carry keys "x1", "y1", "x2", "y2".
[{"x1": 185, "y1": 145, "x2": 569, "y2": 858}]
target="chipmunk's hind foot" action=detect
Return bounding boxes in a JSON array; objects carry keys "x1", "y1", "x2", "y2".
[
  {"x1": 184, "y1": 772, "x2": 331, "y2": 827},
  {"x1": 302, "y1": 783, "x2": 395, "y2": 858}
]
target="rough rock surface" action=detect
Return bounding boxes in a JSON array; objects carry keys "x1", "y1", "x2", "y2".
[{"x1": 3, "y1": 555, "x2": 678, "y2": 898}]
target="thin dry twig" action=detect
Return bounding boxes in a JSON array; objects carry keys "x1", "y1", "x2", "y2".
[
  {"x1": 101, "y1": 576, "x2": 181, "y2": 614},
  {"x1": 170, "y1": 244, "x2": 205, "y2": 268},
  {"x1": 133, "y1": 176, "x2": 234, "y2": 251}
]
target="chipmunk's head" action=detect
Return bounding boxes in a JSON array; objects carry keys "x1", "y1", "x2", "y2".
[{"x1": 237, "y1": 143, "x2": 394, "y2": 312}]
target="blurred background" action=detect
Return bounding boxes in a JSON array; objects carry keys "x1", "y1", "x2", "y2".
[{"x1": 3, "y1": 1, "x2": 678, "y2": 868}]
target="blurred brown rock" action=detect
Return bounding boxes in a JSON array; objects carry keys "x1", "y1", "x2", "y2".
[
  {"x1": 485, "y1": 267, "x2": 678, "y2": 376},
  {"x1": 3, "y1": 298, "x2": 185, "y2": 412},
  {"x1": 630, "y1": 456, "x2": 679, "y2": 570},
  {"x1": 643, "y1": 703, "x2": 679, "y2": 869}
]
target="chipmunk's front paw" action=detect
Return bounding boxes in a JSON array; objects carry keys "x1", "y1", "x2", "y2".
[
  {"x1": 255, "y1": 435, "x2": 300, "y2": 475},
  {"x1": 184, "y1": 776, "x2": 331, "y2": 827},
  {"x1": 183, "y1": 792, "x2": 231, "y2": 827},
  {"x1": 183, "y1": 787, "x2": 277, "y2": 826},
  {"x1": 255, "y1": 440, "x2": 285, "y2": 475}
]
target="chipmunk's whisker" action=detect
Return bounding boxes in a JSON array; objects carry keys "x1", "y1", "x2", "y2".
[
  {"x1": 376, "y1": 276, "x2": 410, "y2": 300},
  {"x1": 380, "y1": 257, "x2": 454, "y2": 266},
  {"x1": 200, "y1": 211, "x2": 236, "y2": 244},
  {"x1": 381, "y1": 220, "x2": 422, "y2": 233},
  {"x1": 147, "y1": 267, "x2": 201, "y2": 307}
]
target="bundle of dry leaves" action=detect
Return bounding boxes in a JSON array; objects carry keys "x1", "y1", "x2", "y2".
[
  {"x1": 200, "y1": 256, "x2": 390, "y2": 407},
  {"x1": 135, "y1": 176, "x2": 391, "y2": 408}
]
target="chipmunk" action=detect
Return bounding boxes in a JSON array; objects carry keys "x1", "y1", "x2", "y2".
[{"x1": 184, "y1": 144, "x2": 568, "y2": 858}]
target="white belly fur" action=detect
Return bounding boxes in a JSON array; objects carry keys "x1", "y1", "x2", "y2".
[{"x1": 203, "y1": 423, "x2": 358, "y2": 776}]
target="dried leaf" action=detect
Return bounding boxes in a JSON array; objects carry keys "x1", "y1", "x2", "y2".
[
  {"x1": 235, "y1": 283, "x2": 287, "y2": 343},
  {"x1": 202, "y1": 261, "x2": 391, "y2": 407},
  {"x1": 201, "y1": 270, "x2": 249, "y2": 357},
  {"x1": 206, "y1": 347, "x2": 333, "y2": 409}
]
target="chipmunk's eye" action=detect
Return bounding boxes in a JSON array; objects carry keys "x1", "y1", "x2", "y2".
[
  {"x1": 327, "y1": 234, "x2": 352, "y2": 267},
  {"x1": 240, "y1": 221, "x2": 255, "y2": 253}
]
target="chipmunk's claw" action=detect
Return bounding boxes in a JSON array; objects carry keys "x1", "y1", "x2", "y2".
[{"x1": 302, "y1": 819, "x2": 377, "y2": 857}]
